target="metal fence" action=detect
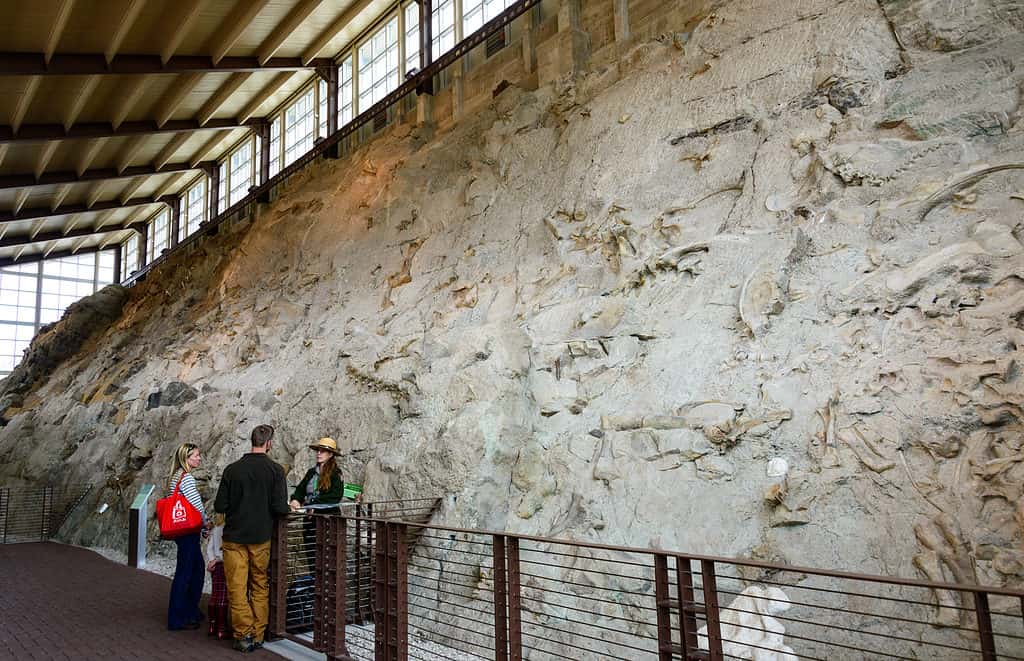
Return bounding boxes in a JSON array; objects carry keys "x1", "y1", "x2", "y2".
[
  {"x1": 267, "y1": 509, "x2": 1024, "y2": 661},
  {"x1": 0, "y1": 484, "x2": 92, "y2": 544}
]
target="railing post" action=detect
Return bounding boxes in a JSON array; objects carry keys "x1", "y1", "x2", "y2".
[
  {"x1": 314, "y1": 515, "x2": 327, "y2": 651},
  {"x1": 374, "y1": 520, "x2": 390, "y2": 660},
  {"x1": 365, "y1": 503, "x2": 375, "y2": 623},
  {"x1": 418, "y1": 0, "x2": 434, "y2": 95},
  {"x1": 507, "y1": 536, "x2": 523, "y2": 661},
  {"x1": 353, "y1": 505, "x2": 364, "y2": 624},
  {"x1": 701, "y1": 559, "x2": 724, "y2": 661},
  {"x1": 268, "y1": 516, "x2": 289, "y2": 639},
  {"x1": 676, "y1": 556, "x2": 700, "y2": 656},
  {"x1": 493, "y1": 535, "x2": 509, "y2": 661},
  {"x1": 388, "y1": 521, "x2": 409, "y2": 661},
  {"x1": 1, "y1": 487, "x2": 8, "y2": 544},
  {"x1": 40, "y1": 486, "x2": 52, "y2": 540},
  {"x1": 326, "y1": 516, "x2": 353, "y2": 661},
  {"x1": 654, "y1": 554, "x2": 673, "y2": 661},
  {"x1": 974, "y1": 590, "x2": 997, "y2": 661}
]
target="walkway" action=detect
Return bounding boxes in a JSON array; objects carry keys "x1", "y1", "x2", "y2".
[{"x1": 0, "y1": 542, "x2": 245, "y2": 660}]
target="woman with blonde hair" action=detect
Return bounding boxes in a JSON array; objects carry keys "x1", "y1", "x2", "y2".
[{"x1": 166, "y1": 442, "x2": 209, "y2": 630}]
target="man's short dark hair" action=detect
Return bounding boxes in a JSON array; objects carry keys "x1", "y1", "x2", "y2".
[{"x1": 251, "y1": 424, "x2": 275, "y2": 447}]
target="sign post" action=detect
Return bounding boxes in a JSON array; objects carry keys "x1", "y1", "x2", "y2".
[{"x1": 129, "y1": 484, "x2": 155, "y2": 568}]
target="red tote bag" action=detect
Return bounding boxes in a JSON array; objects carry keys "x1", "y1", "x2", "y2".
[{"x1": 156, "y1": 474, "x2": 203, "y2": 539}]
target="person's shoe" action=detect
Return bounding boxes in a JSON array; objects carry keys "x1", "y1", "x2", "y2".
[
  {"x1": 252, "y1": 639, "x2": 263, "y2": 650},
  {"x1": 184, "y1": 620, "x2": 201, "y2": 630},
  {"x1": 232, "y1": 636, "x2": 255, "y2": 653}
]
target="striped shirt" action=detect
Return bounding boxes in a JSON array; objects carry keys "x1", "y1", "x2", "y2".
[{"x1": 168, "y1": 469, "x2": 207, "y2": 523}]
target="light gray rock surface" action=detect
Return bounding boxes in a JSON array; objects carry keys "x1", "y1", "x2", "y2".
[{"x1": 1, "y1": 0, "x2": 1023, "y2": 655}]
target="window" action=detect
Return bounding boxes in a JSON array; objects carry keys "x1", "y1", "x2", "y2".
[
  {"x1": 218, "y1": 162, "x2": 228, "y2": 213},
  {"x1": 121, "y1": 235, "x2": 138, "y2": 279},
  {"x1": 404, "y1": 3, "x2": 420, "y2": 74},
  {"x1": 358, "y1": 17, "x2": 400, "y2": 113},
  {"x1": 254, "y1": 131, "x2": 262, "y2": 183},
  {"x1": 432, "y1": 0, "x2": 456, "y2": 59},
  {"x1": 339, "y1": 56, "x2": 354, "y2": 126},
  {"x1": 181, "y1": 179, "x2": 206, "y2": 239},
  {"x1": 284, "y1": 88, "x2": 315, "y2": 166},
  {"x1": 463, "y1": 0, "x2": 512, "y2": 34},
  {"x1": 98, "y1": 251, "x2": 115, "y2": 285},
  {"x1": 0, "y1": 251, "x2": 118, "y2": 375},
  {"x1": 228, "y1": 141, "x2": 253, "y2": 205},
  {"x1": 149, "y1": 208, "x2": 169, "y2": 262},
  {"x1": 40, "y1": 255, "x2": 98, "y2": 325},
  {"x1": 0, "y1": 268, "x2": 38, "y2": 330},
  {"x1": 269, "y1": 117, "x2": 282, "y2": 177},
  {"x1": 318, "y1": 79, "x2": 328, "y2": 139},
  {"x1": 0, "y1": 318, "x2": 35, "y2": 377}
]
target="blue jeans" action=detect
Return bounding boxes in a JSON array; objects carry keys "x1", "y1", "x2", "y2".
[{"x1": 167, "y1": 533, "x2": 204, "y2": 629}]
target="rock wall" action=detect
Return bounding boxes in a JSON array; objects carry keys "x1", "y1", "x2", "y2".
[{"x1": 2, "y1": 0, "x2": 1023, "y2": 643}]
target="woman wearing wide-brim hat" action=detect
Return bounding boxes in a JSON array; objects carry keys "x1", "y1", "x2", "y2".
[{"x1": 289, "y1": 438, "x2": 345, "y2": 513}]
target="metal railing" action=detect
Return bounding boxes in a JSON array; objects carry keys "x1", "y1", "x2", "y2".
[
  {"x1": 0, "y1": 484, "x2": 93, "y2": 544},
  {"x1": 267, "y1": 510, "x2": 1024, "y2": 660}
]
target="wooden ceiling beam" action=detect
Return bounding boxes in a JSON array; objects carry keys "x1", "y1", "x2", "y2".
[
  {"x1": 159, "y1": 0, "x2": 204, "y2": 64},
  {"x1": 155, "y1": 73, "x2": 205, "y2": 127},
  {"x1": 105, "y1": 0, "x2": 147, "y2": 63},
  {"x1": 153, "y1": 133, "x2": 193, "y2": 170},
  {"x1": 238, "y1": 72, "x2": 298, "y2": 123},
  {"x1": 189, "y1": 130, "x2": 232, "y2": 167},
  {"x1": 110, "y1": 76, "x2": 153, "y2": 129},
  {"x1": 0, "y1": 117, "x2": 254, "y2": 144},
  {"x1": 45, "y1": 0, "x2": 78, "y2": 63},
  {"x1": 301, "y1": 0, "x2": 375, "y2": 64},
  {"x1": 197, "y1": 72, "x2": 252, "y2": 125},
  {"x1": 258, "y1": 0, "x2": 325, "y2": 65},
  {"x1": 208, "y1": 0, "x2": 272, "y2": 64},
  {"x1": 0, "y1": 196, "x2": 163, "y2": 225},
  {"x1": 0, "y1": 224, "x2": 133, "y2": 249},
  {"x1": 0, "y1": 161, "x2": 195, "y2": 190},
  {"x1": 0, "y1": 52, "x2": 333, "y2": 76}
]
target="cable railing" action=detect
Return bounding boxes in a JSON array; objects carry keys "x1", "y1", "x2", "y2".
[
  {"x1": 267, "y1": 509, "x2": 1024, "y2": 660},
  {"x1": 122, "y1": 0, "x2": 544, "y2": 288},
  {"x1": 0, "y1": 483, "x2": 93, "y2": 544}
]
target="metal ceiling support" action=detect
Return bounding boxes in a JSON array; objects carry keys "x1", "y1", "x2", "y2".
[
  {"x1": 255, "y1": 121, "x2": 271, "y2": 186},
  {"x1": 0, "y1": 117, "x2": 260, "y2": 145},
  {"x1": 419, "y1": 0, "x2": 434, "y2": 96},
  {"x1": 0, "y1": 196, "x2": 162, "y2": 225},
  {"x1": 0, "y1": 53, "x2": 336, "y2": 76},
  {"x1": 113, "y1": 245, "x2": 122, "y2": 284},
  {"x1": 0, "y1": 224, "x2": 135, "y2": 249},
  {"x1": 200, "y1": 161, "x2": 220, "y2": 219},
  {"x1": 136, "y1": 222, "x2": 149, "y2": 269},
  {"x1": 318, "y1": 66, "x2": 339, "y2": 136},
  {"x1": 161, "y1": 195, "x2": 181, "y2": 248},
  {"x1": 0, "y1": 161, "x2": 197, "y2": 191}
]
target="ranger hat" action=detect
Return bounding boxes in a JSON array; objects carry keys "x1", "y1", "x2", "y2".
[{"x1": 309, "y1": 437, "x2": 341, "y2": 455}]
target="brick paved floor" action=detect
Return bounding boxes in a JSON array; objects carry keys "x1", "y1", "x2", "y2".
[{"x1": 0, "y1": 542, "x2": 247, "y2": 660}]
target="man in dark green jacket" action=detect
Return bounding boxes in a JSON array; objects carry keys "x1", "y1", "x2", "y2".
[{"x1": 214, "y1": 424, "x2": 290, "y2": 653}]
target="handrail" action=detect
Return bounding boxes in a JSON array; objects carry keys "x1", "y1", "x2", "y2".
[
  {"x1": 269, "y1": 510, "x2": 1024, "y2": 660},
  {"x1": 122, "y1": 0, "x2": 542, "y2": 288},
  {"x1": 299, "y1": 512, "x2": 1024, "y2": 600}
]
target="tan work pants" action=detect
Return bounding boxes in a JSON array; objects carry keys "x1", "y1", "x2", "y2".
[{"x1": 222, "y1": 540, "x2": 271, "y2": 642}]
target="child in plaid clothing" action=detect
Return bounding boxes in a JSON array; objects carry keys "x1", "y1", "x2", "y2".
[{"x1": 206, "y1": 516, "x2": 229, "y2": 638}]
